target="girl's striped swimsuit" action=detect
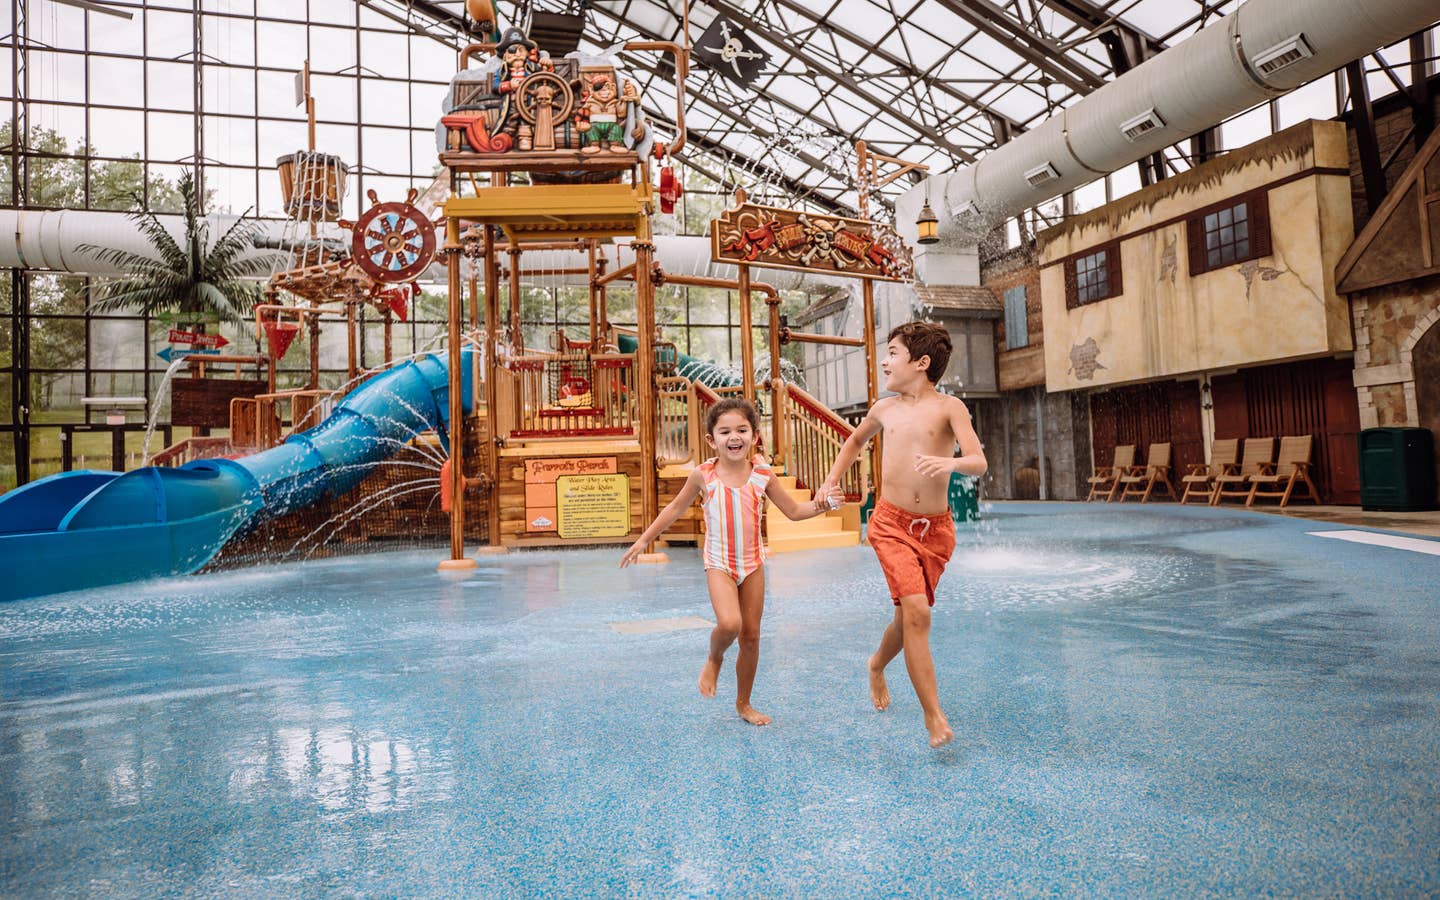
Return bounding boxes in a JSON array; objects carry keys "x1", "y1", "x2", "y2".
[{"x1": 699, "y1": 457, "x2": 773, "y2": 584}]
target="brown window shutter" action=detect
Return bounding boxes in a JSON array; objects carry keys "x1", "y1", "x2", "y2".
[
  {"x1": 1107, "y1": 242, "x2": 1123, "y2": 299},
  {"x1": 1185, "y1": 216, "x2": 1207, "y2": 276},
  {"x1": 1251, "y1": 190, "x2": 1272, "y2": 259},
  {"x1": 1064, "y1": 259, "x2": 1079, "y2": 309}
]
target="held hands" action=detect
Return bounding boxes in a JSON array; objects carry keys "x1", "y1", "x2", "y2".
[
  {"x1": 914, "y1": 454, "x2": 957, "y2": 478},
  {"x1": 814, "y1": 481, "x2": 842, "y2": 512}
]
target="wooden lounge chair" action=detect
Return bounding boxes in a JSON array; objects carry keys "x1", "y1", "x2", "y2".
[
  {"x1": 1086, "y1": 444, "x2": 1135, "y2": 502},
  {"x1": 1180, "y1": 438, "x2": 1238, "y2": 505},
  {"x1": 1246, "y1": 434, "x2": 1322, "y2": 507},
  {"x1": 1211, "y1": 437, "x2": 1274, "y2": 505},
  {"x1": 1119, "y1": 442, "x2": 1176, "y2": 502}
]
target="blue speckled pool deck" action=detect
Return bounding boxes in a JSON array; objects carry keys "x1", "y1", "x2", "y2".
[{"x1": 2, "y1": 502, "x2": 1438, "y2": 896}]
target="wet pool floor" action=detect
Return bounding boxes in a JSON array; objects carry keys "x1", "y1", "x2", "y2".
[{"x1": 2, "y1": 503, "x2": 1438, "y2": 896}]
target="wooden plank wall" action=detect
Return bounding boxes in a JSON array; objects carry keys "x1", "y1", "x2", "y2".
[
  {"x1": 1211, "y1": 357, "x2": 1361, "y2": 503},
  {"x1": 1089, "y1": 381, "x2": 1204, "y2": 478}
]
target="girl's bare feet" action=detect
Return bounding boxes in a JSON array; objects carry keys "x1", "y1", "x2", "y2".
[
  {"x1": 868, "y1": 655, "x2": 891, "y2": 710},
  {"x1": 698, "y1": 655, "x2": 722, "y2": 697},
  {"x1": 925, "y1": 713, "x2": 954, "y2": 748},
  {"x1": 736, "y1": 702, "x2": 771, "y2": 726}
]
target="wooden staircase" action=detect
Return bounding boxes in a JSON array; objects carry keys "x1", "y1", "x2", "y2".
[{"x1": 766, "y1": 473, "x2": 861, "y2": 553}]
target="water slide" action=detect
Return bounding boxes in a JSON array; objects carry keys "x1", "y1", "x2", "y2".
[{"x1": 0, "y1": 351, "x2": 474, "y2": 602}]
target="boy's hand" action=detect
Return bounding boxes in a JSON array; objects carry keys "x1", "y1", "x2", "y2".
[
  {"x1": 619, "y1": 541, "x2": 644, "y2": 568},
  {"x1": 913, "y1": 454, "x2": 957, "y2": 478}
]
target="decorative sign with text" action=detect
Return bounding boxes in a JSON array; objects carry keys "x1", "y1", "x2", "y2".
[
  {"x1": 523, "y1": 457, "x2": 619, "y2": 534},
  {"x1": 556, "y1": 473, "x2": 631, "y2": 539},
  {"x1": 711, "y1": 202, "x2": 913, "y2": 281}
]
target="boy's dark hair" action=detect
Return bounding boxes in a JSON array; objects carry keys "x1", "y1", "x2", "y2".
[
  {"x1": 887, "y1": 321, "x2": 952, "y2": 383},
  {"x1": 704, "y1": 396, "x2": 761, "y2": 436}
]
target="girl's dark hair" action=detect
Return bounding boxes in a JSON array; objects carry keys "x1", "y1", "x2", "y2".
[{"x1": 704, "y1": 396, "x2": 760, "y2": 435}]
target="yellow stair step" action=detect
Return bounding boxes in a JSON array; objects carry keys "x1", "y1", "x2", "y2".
[
  {"x1": 768, "y1": 531, "x2": 861, "y2": 553},
  {"x1": 767, "y1": 513, "x2": 845, "y2": 537}
]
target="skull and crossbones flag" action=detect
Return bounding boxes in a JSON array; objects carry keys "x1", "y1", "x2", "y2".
[{"x1": 694, "y1": 16, "x2": 769, "y2": 87}]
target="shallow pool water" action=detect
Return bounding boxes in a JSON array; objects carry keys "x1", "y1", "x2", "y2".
[{"x1": 2, "y1": 503, "x2": 1438, "y2": 895}]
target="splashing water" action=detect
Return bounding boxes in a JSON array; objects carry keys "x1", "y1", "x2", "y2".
[{"x1": 141, "y1": 355, "x2": 195, "y2": 465}]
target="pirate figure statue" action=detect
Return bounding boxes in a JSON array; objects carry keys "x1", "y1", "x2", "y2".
[
  {"x1": 490, "y1": 27, "x2": 554, "y2": 139},
  {"x1": 576, "y1": 73, "x2": 639, "y2": 154}
]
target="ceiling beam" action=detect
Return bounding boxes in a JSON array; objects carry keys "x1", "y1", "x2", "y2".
[
  {"x1": 704, "y1": 0, "x2": 979, "y2": 164},
  {"x1": 929, "y1": 0, "x2": 1105, "y2": 93},
  {"x1": 761, "y1": 0, "x2": 1026, "y2": 140}
]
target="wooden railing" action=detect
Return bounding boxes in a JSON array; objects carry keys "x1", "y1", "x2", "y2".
[
  {"x1": 497, "y1": 352, "x2": 636, "y2": 440},
  {"x1": 149, "y1": 436, "x2": 236, "y2": 467},
  {"x1": 657, "y1": 375, "x2": 694, "y2": 465},
  {"x1": 779, "y1": 382, "x2": 868, "y2": 501}
]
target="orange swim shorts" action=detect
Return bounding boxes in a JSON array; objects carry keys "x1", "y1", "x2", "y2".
[{"x1": 868, "y1": 497, "x2": 956, "y2": 606}]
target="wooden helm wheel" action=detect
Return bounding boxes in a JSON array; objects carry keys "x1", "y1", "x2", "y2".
[
  {"x1": 515, "y1": 72, "x2": 574, "y2": 124},
  {"x1": 351, "y1": 201, "x2": 436, "y2": 284}
]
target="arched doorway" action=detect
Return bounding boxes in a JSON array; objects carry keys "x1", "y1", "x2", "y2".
[{"x1": 1414, "y1": 320, "x2": 1440, "y2": 491}]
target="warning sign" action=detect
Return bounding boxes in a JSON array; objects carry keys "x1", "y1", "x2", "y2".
[{"x1": 556, "y1": 473, "x2": 631, "y2": 539}]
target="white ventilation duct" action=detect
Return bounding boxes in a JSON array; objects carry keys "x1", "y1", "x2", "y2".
[
  {"x1": 0, "y1": 209, "x2": 850, "y2": 291},
  {"x1": 897, "y1": 0, "x2": 1440, "y2": 246}
]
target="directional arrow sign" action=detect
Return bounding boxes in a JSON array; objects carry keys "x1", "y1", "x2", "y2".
[
  {"x1": 156, "y1": 346, "x2": 221, "y2": 363},
  {"x1": 168, "y1": 329, "x2": 230, "y2": 348}
]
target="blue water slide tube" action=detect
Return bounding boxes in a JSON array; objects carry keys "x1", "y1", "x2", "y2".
[{"x1": 0, "y1": 349, "x2": 474, "y2": 602}]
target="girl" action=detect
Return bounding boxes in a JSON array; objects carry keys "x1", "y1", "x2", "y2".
[{"x1": 620, "y1": 397, "x2": 839, "y2": 726}]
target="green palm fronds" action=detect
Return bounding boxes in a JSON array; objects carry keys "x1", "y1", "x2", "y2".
[{"x1": 82, "y1": 171, "x2": 266, "y2": 326}]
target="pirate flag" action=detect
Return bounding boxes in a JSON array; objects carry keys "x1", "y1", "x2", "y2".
[{"x1": 694, "y1": 16, "x2": 770, "y2": 87}]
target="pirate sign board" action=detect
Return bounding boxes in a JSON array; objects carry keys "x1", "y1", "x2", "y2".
[
  {"x1": 694, "y1": 16, "x2": 769, "y2": 87},
  {"x1": 711, "y1": 202, "x2": 914, "y2": 282}
]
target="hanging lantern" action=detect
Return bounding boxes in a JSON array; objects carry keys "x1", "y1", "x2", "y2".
[{"x1": 915, "y1": 200, "x2": 939, "y2": 245}]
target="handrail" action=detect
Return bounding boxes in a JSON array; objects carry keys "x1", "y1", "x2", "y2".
[
  {"x1": 779, "y1": 382, "x2": 868, "y2": 501},
  {"x1": 784, "y1": 381, "x2": 855, "y2": 437}
]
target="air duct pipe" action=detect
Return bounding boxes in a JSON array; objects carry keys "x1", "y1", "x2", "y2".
[
  {"x1": 0, "y1": 209, "x2": 851, "y2": 291},
  {"x1": 897, "y1": 0, "x2": 1440, "y2": 246}
]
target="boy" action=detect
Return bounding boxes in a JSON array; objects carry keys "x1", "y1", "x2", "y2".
[{"x1": 820, "y1": 322, "x2": 987, "y2": 747}]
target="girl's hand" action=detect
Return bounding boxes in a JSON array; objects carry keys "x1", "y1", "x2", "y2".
[
  {"x1": 814, "y1": 484, "x2": 841, "y2": 512},
  {"x1": 619, "y1": 541, "x2": 644, "y2": 568},
  {"x1": 913, "y1": 454, "x2": 956, "y2": 478}
]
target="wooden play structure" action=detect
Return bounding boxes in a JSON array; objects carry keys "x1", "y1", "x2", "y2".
[{"x1": 150, "y1": 18, "x2": 919, "y2": 567}]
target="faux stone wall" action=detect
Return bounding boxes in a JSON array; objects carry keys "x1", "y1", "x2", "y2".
[
  {"x1": 970, "y1": 387, "x2": 1089, "y2": 500},
  {"x1": 1352, "y1": 274, "x2": 1440, "y2": 429}
]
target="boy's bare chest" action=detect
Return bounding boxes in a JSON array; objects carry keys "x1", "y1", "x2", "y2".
[{"x1": 881, "y1": 408, "x2": 953, "y2": 451}]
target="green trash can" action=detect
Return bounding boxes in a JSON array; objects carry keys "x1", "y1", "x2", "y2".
[
  {"x1": 949, "y1": 473, "x2": 979, "y2": 523},
  {"x1": 1359, "y1": 427, "x2": 1437, "y2": 511}
]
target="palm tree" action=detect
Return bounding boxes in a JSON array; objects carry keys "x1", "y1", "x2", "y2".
[{"x1": 83, "y1": 171, "x2": 268, "y2": 326}]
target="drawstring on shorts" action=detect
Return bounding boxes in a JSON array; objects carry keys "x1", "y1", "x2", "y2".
[{"x1": 908, "y1": 517, "x2": 932, "y2": 541}]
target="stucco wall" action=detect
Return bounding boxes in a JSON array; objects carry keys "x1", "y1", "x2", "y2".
[{"x1": 1036, "y1": 120, "x2": 1355, "y2": 393}]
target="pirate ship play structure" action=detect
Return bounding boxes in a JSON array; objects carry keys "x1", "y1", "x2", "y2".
[{"x1": 0, "y1": 15, "x2": 920, "y2": 598}]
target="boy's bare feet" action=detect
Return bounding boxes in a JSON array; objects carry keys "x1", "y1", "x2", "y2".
[
  {"x1": 736, "y1": 703, "x2": 771, "y2": 726},
  {"x1": 868, "y1": 655, "x2": 891, "y2": 710},
  {"x1": 698, "y1": 655, "x2": 722, "y2": 697},
  {"x1": 925, "y1": 713, "x2": 955, "y2": 748}
]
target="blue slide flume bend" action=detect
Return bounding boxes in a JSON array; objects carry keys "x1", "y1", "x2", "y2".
[{"x1": 0, "y1": 350, "x2": 473, "y2": 602}]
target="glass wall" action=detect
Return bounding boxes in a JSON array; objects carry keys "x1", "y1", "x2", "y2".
[{"x1": 0, "y1": 1, "x2": 823, "y2": 487}]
